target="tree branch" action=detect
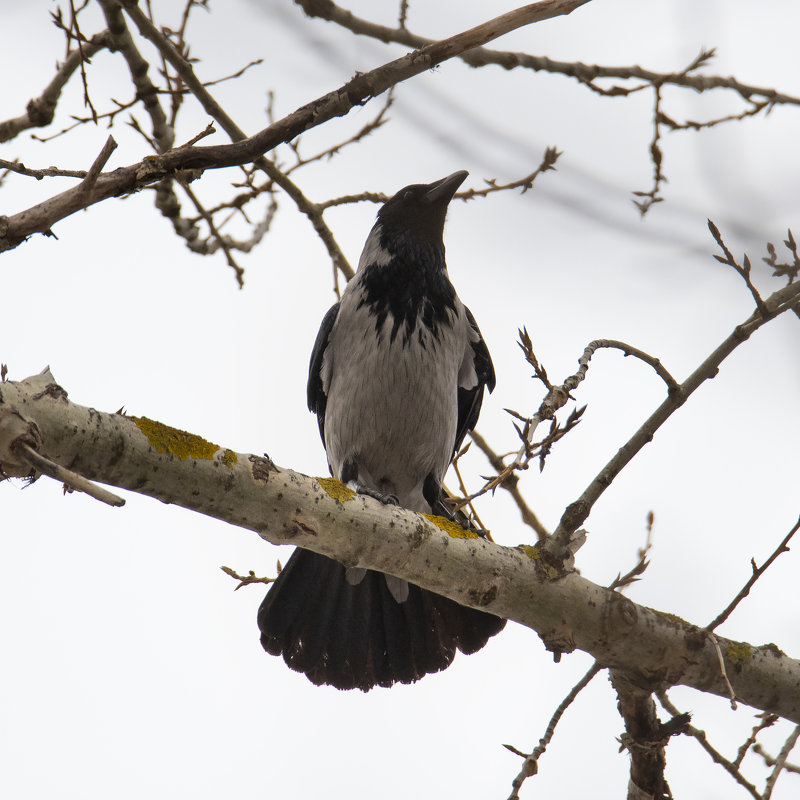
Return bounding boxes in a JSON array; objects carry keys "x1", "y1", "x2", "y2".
[
  {"x1": 1, "y1": 366, "x2": 799, "y2": 723},
  {"x1": 551, "y1": 279, "x2": 800, "y2": 551},
  {"x1": 0, "y1": 31, "x2": 112, "y2": 144},
  {"x1": 0, "y1": 0, "x2": 591, "y2": 252},
  {"x1": 294, "y1": 0, "x2": 800, "y2": 107}
]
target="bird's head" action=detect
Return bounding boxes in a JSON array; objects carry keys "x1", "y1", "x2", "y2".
[
  {"x1": 355, "y1": 171, "x2": 468, "y2": 333},
  {"x1": 376, "y1": 170, "x2": 468, "y2": 251}
]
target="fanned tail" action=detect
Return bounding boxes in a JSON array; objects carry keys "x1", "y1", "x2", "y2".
[{"x1": 257, "y1": 548, "x2": 505, "y2": 691}]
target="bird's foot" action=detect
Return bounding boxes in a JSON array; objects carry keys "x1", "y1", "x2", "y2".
[{"x1": 345, "y1": 481, "x2": 399, "y2": 506}]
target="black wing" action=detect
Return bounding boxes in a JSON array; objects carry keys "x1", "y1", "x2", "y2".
[
  {"x1": 307, "y1": 302, "x2": 340, "y2": 445},
  {"x1": 453, "y1": 306, "x2": 495, "y2": 455}
]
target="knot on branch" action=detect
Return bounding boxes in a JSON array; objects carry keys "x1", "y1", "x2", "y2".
[
  {"x1": 0, "y1": 407, "x2": 42, "y2": 478},
  {"x1": 26, "y1": 97, "x2": 56, "y2": 127}
]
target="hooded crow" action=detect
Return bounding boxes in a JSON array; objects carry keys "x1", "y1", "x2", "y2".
[{"x1": 257, "y1": 171, "x2": 505, "y2": 690}]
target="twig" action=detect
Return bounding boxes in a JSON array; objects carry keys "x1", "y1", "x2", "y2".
[
  {"x1": 468, "y1": 429, "x2": 549, "y2": 539},
  {"x1": 458, "y1": 148, "x2": 561, "y2": 200},
  {"x1": 120, "y1": 0, "x2": 355, "y2": 285},
  {"x1": 551, "y1": 278, "x2": 800, "y2": 551},
  {"x1": 98, "y1": 0, "x2": 174, "y2": 152},
  {"x1": 608, "y1": 511, "x2": 654, "y2": 591},
  {"x1": 707, "y1": 515, "x2": 800, "y2": 631},
  {"x1": 317, "y1": 191, "x2": 389, "y2": 211},
  {"x1": 734, "y1": 713, "x2": 779, "y2": 768},
  {"x1": 284, "y1": 90, "x2": 395, "y2": 176},
  {"x1": 514, "y1": 337, "x2": 678, "y2": 468},
  {"x1": 753, "y1": 742, "x2": 800, "y2": 775},
  {"x1": 707, "y1": 631, "x2": 738, "y2": 710},
  {"x1": 763, "y1": 725, "x2": 800, "y2": 799},
  {"x1": 572, "y1": 339, "x2": 679, "y2": 393},
  {"x1": 2, "y1": 0, "x2": 595, "y2": 251},
  {"x1": 68, "y1": 0, "x2": 99, "y2": 123},
  {"x1": 17, "y1": 442, "x2": 125, "y2": 507},
  {"x1": 294, "y1": 0, "x2": 800, "y2": 109},
  {"x1": 454, "y1": 334, "x2": 678, "y2": 514},
  {"x1": 0, "y1": 32, "x2": 111, "y2": 144},
  {"x1": 448, "y1": 443, "x2": 487, "y2": 533},
  {"x1": 220, "y1": 565, "x2": 277, "y2": 590},
  {"x1": 78, "y1": 135, "x2": 118, "y2": 199},
  {"x1": 708, "y1": 220, "x2": 766, "y2": 313},
  {"x1": 657, "y1": 692, "x2": 761, "y2": 799},
  {"x1": 632, "y1": 85, "x2": 666, "y2": 216},
  {"x1": 178, "y1": 179, "x2": 245, "y2": 284},
  {"x1": 763, "y1": 229, "x2": 800, "y2": 285},
  {"x1": 0, "y1": 160, "x2": 88, "y2": 181},
  {"x1": 506, "y1": 661, "x2": 603, "y2": 799}
]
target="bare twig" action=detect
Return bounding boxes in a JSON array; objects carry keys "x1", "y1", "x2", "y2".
[
  {"x1": 708, "y1": 220, "x2": 766, "y2": 312},
  {"x1": 99, "y1": 0, "x2": 173, "y2": 152},
  {"x1": 78, "y1": 135, "x2": 118, "y2": 199},
  {"x1": 459, "y1": 148, "x2": 561, "y2": 200},
  {"x1": 707, "y1": 631, "x2": 738, "y2": 710},
  {"x1": 632, "y1": 86, "x2": 665, "y2": 215},
  {"x1": 220, "y1": 565, "x2": 277, "y2": 590},
  {"x1": 17, "y1": 442, "x2": 125, "y2": 507},
  {"x1": 506, "y1": 661, "x2": 603, "y2": 799},
  {"x1": 284, "y1": 90, "x2": 395, "y2": 176},
  {"x1": 468, "y1": 429, "x2": 549, "y2": 539},
  {"x1": 707, "y1": 515, "x2": 800, "y2": 631},
  {"x1": 0, "y1": 31, "x2": 111, "y2": 144},
  {"x1": 763, "y1": 725, "x2": 800, "y2": 799},
  {"x1": 608, "y1": 511, "x2": 654, "y2": 591},
  {"x1": 753, "y1": 742, "x2": 800, "y2": 775},
  {"x1": 294, "y1": 0, "x2": 800, "y2": 109},
  {"x1": 1, "y1": 0, "x2": 593, "y2": 252},
  {"x1": 551, "y1": 278, "x2": 800, "y2": 552},
  {"x1": 120, "y1": 0, "x2": 355, "y2": 285},
  {"x1": 0, "y1": 160, "x2": 88, "y2": 181},
  {"x1": 735, "y1": 713, "x2": 779, "y2": 768},
  {"x1": 454, "y1": 334, "x2": 678, "y2": 515},
  {"x1": 448, "y1": 443, "x2": 487, "y2": 534},
  {"x1": 657, "y1": 692, "x2": 761, "y2": 799},
  {"x1": 514, "y1": 337, "x2": 678, "y2": 469},
  {"x1": 67, "y1": 0, "x2": 99, "y2": 123},
  {"x1": 763, "y1": 229, "x2": 800, "y2": 285}
]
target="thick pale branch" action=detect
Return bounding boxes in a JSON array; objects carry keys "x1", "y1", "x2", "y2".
[
  {"x1": 1, "y1": 366, "x2": 799, "y2": 723},
  {"x1": 0, "y1": 0, "x2": 590, "y2": 252}
]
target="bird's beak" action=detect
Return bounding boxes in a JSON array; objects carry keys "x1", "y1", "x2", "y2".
[{"x1": 423, "y1": 170, "x2": 468, "y2": 205}]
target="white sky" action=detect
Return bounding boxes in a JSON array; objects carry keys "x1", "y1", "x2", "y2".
[{"x1": 2, "y1": 1, "x2": 799, "y2": 797}]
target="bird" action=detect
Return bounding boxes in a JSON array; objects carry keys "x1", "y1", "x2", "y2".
[{"x1": 257, "y1": 170, "x2": 505, "y2": 691}]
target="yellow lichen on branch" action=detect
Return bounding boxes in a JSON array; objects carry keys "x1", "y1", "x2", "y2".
[
  {"x1": 423, "y1": 513, "x2": 479, "y2": 539},
  {"x1": 132, "y1": 415, "x2": 235, "y2": 465},
  {"x1": 317, "y1": 476, "x2": 356, "y2": 502}
]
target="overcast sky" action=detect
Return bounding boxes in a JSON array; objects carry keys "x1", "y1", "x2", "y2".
[{"x1": 2, "y1": 1, "x2": 799, "y2": 798}]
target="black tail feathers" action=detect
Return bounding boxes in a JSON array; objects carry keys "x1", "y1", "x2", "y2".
[{"x1": 257, "y1": 549, "x2": 505, "y2": 691}]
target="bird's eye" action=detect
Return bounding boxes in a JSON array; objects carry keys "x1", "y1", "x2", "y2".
[{"x1": 402, "y1": 190, "x2": 414, "y2": 201}]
